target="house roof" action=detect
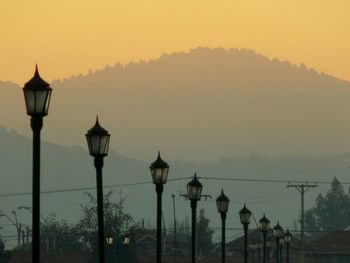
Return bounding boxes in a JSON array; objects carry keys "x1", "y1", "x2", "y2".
[{"x1": 306, "y1": 231, "x2": 350, "y2": 254}]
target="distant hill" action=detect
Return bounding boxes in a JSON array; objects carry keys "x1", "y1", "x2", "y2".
[
  {"x1": 1, "y1": 47, "x2": 350, "y2": 162},
  {"x1": 1, "y1": 126, "x2": 350, "y2": 248}
]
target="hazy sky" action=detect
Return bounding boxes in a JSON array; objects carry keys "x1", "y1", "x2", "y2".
[{"x1": 1, "y1": 0, "x2": 349, "y2": 83}]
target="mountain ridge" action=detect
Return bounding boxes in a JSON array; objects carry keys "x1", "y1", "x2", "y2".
[{"x1": 1, "y1": 47, "x2": 350, "y2": 162}]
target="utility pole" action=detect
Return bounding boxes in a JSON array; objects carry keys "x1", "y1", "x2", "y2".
[
  {"x1": 287, "y1": 183, "x2": 317, "y2": 263},
  {"x1": 171, "y1": 194, "x2": 177, "y2": 263}
]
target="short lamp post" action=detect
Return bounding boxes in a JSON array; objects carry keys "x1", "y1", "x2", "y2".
[
  {"x1": 285, "y1": 230, "x2": 292, "y2": 263},
  {"x1": 250, "y1": 244, "x2": 256, "y2": 263},
  {"x1": 266, "y1": 241, "x2": 272, "y2": 263},
  {"x1": 105, "y1": 234, "x2": 131, "y2": 263},
  {"x1": 273, "y1": 222, "x2": 283, "y2": 263},
  {"x1": 150, "y1": 152, "x2": 169, "y2": 263},
  {"x1": 259, "y1": 214, "x2": 271, "y2": 263},
  {"x1": 187, "y1": 174, "x2": 203, "y2": 263},
  {"x1": 239, "y1": 204, "x2": 252, "y2": 263},
  {"x1": 216, "y1": 190, "x2": 230, "y2": 263},
  {"x1": 86, "y1": 117, "x2": 110, "y2": 263},
  {"x1": 23, "y1": 66, "x2": 52, "y2": 263},
  {"x1": 280, "y1": 233, "x2": 285, "y2": 263},
  {"x1": 257, "y1": 243, "x2": 261, "y2": 263}
]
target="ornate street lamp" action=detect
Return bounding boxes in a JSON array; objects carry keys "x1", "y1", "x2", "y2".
[
  {"x1": 187, "y1": 174, "x2": 203, "y2": 263},
  {"x1": 239, "y1": 204, "x2": 252, "y2": 263},
  {"x1": 86, "y1": 117, "x2": 110, "y2": 263},
  {"x1": 216, "y1": 190, "x2": 230, "y2": 263},
  {"x1": 150, "y1": 152, "x2": 169, "y2": 263},
  {"x1": 23, "y1": 65, "x2": 52, "y2": 263},
  {"x1": 273, "y1": 222, "x2": 283, "y2": 263},
  {"x1": 259, "y1": 214, "x2": 270, "y2": 263},
  {"x1": 285, "y1": 230, "x2": 292, "y2": 263},
  {"x1": 123, "y1": 233, "x2": 131, "y2": 246},
  {"x1": 106, "y1": 235, "x2": 114, "y2": 246}
]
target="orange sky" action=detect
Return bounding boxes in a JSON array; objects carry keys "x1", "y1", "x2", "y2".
[{"x1": 1, "y1": 0, "x2": 349, "y2": 84}]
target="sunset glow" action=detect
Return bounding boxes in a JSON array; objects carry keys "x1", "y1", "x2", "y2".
[{"x1": 1, "y1": 0, "x2": 349, "y2": 83}]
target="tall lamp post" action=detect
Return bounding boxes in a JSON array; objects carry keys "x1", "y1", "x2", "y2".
[
  {"x1": 216, "y1": 190, "x2": 230, "y2": 263},
  {"x1": 239, "y1": 204, "x2": 252, "y2": 263},
  {"x1": 86, "y1": 117, "x2": 110, "y2": 263},
  {"x1": 187, "y1": 174, "x2": 203, "y2": 263},
  {"x1": 273, "y1": 222, "x2": 283, "y2": 263},
  {"x1": 259, "y1": 214, "x2": 270, "y2": 263},
  {"x1": 150, "y1": 152, "x2": 170, "y2": 263},
  {"x1": 23, "y1": 66, "x2": 52, "y2": 263},
  {"x1": 285, "y1": 230, "x2": 292, "y2": 263}
]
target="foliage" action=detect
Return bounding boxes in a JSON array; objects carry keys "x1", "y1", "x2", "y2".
[
  {"x1": 304, "y1": 177, "x2": 350, "y2": 233},
  {"x1": 197, "y1": 209, "x2": 214, "y2": 255},
  {"x1": 78, "y1": 191, "x2": 134, "y2": 252},
  {"x1": 40, "y1": 215, "x2": 85, "y2": 252}
]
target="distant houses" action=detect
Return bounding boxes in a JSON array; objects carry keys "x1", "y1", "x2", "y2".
[{"x1": 5, "y1": 229, "x2": 350, "y2": 262}]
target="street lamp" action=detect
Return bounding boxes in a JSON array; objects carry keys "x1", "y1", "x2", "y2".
[
  {"x1": 273, "y1": 222, "x2": 283, "y2": 263},
  {"x1": 250, "y1": 243, "x2": 256, "y2": 263},
  {"x1": 216, "y1": 190, "x2": 230, "y2": 263},
  {"x1": 150, "y1": 152, "x2": 169, "y2": 263},
  {"x1": 280, "y1": 233, "x2": 285, "y2": 263},
  {"x1": 86, "y1": 117, "x2": 110, "y2": 263},
  {"x1": 266, "y1": 241, "x2": 272, "y2": 263},
  {"x1": 239, "y1": 204, "x2": 252, "y2": 263},
  {"x1": 123, "y1": 233, "x2": 131, "y2": 246},
  {"x1": 259, "y1": 214, "x2": 270, "y2": 263},
  {"x1": 285, "y1": 230, "x2": 292, "y2": 263},
  {"x1": 23, "y1": 65, "x2": 52, "y2": 263},
  {"x1": 187, "y1": 174, "x2": 203, "y2": 263}
]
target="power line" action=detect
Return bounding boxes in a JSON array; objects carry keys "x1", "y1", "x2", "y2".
[
  {"x1": 0, "y1": 175, "x2": 339, "y2": 199},
  {"x1": 0, "y1": 177, "x2": 191, "y2": 198},
  {"x1": 200, "y1": 176, "x2": 347, "y2": 185}
]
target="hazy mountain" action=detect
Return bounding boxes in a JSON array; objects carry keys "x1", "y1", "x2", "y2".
[
  {"x1": 1, "y1": 47, "x2": 350, "y2": 162},
  {"x1": 1, "y1": 126, "x2": 350, "y2": 248}
]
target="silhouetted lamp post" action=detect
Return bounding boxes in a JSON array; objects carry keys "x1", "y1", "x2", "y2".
[
  {"x1": 86, "y1": 117, "x2": 110, "y2": 263},
  {"x1": 216, "y1": 190, "x2": 230, "y2": 263},
  {"x1": 285, "y1": 230, "x2": 292, "y2": 263},
  {"x1": 259, "y1": 214, "x2": 270, "y2": 263},
  {"x1": 266, "y1": 241, "x2": 272, "y2": 263},
  {"x1": 150, "y1": 152, "x2": 169, "y2": 263},
  {"x1": 273, "y1": 222, "x2": 283, "y2": 263},
  {"x1": 239, "y1": 204, "x2": 252, "y2": 263},
  {"x1": 23, "y1": 65, "x2": 52, "y2": 263},
  {"x1": 187, "y1": 174, "x2": 203, "y2": 263},
  {"x1": 123, "y1": 233, "x2": 131, "y2": 246},
  {"x1": 280, "y1": 232, "x2": 285, "y2": 263},
  {"x1": 250, "y1": 243, "x2": 256, "y2": 263}
]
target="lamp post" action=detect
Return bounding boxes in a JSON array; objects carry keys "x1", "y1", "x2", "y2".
[
  {"x1": 216, "y1": 190, "x2": 230, "y2": 263},
  {"x1": 250, "y1": 244, "x2": 256, "y2": 263},
  {"x1": 266, "y1": 241, "x2": 271, "y2": 263},
  {"x1": 86, "y1": 117, "x2": 110, "y2": 263},
  {"x1": 259, "y1": 214, "x2": 270, "y2": 263},
  {"x1": 257, "y1": 243, "x2": 261, "y2": 263},
  {"x1": 285, "y1": 230, "x2": 292, "y2": 263},
  {"x1": 273, "y1": 222, "x2": 283, "y2": 263},
  {"x1": 187, "y1": 174, "x2": 203, "y2": 263},
  {"x1": 280, "y1": 233, "x2": 285, "y2": 263},
  {"x1": 150, "y1": 152, "x2": 169, "y2": 263},
  {"x1": 23, "y1": 65, "x2": 52, "y2": 263},
  {"x1": 239, "y1": 204, "x2": 252, "y2": 263}
]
